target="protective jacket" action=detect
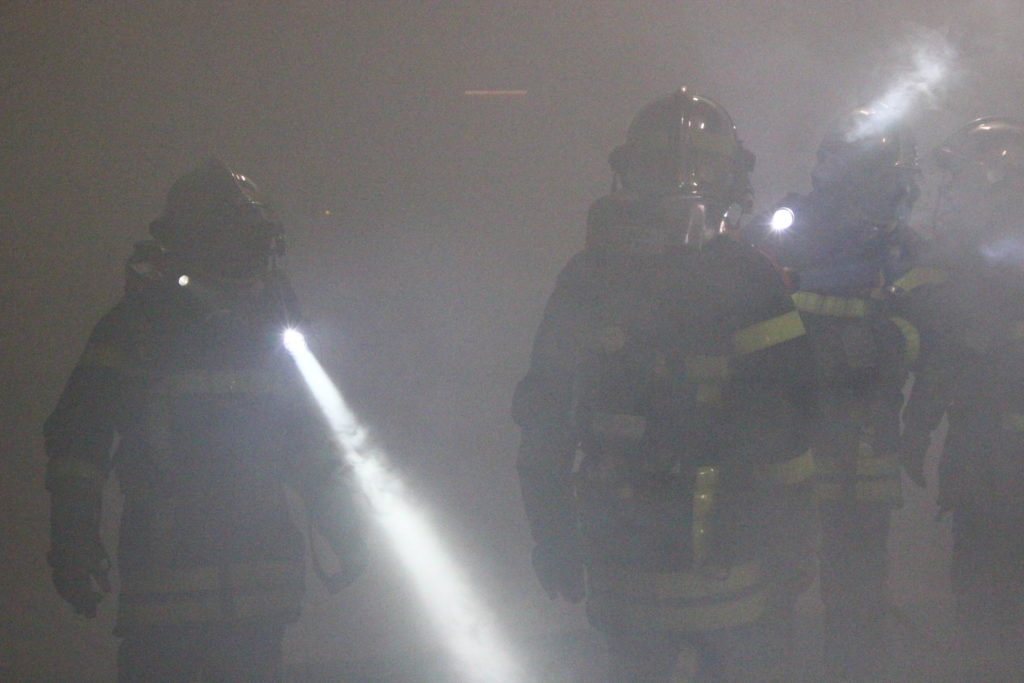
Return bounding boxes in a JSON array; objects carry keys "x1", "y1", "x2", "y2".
[
  {"x1": 771, "y1": 193, "x2": 924, "y2": 681},
  {"x1": 45, "y1": 245, "x2": 357, "y2": 634},
  {"x1": 900, "y1": 255, "x2": 1024, "y2": 586},
  {"x1": 514, "y1": 201, "x2": 813, "y2": 636}
]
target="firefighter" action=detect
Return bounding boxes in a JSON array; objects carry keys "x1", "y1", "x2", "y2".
[
  {"x1": 44, "y1": 160, "x2": 366, "y2": 681},
  {"x1": 763, "y1": 108, "x2": 923, "y2": 681},
  {"x1": 514, "y1": 89, "x2": 814, "y2": 681},
  {"x1": 900, "y1": 118, "x2": 1024, "y2": 680}
]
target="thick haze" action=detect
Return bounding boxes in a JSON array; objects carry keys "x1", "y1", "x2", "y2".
[{"x1": 3, "y1": 2, "x2": 1023, "y2": 679}]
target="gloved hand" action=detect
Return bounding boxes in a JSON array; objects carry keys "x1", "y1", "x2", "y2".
[
  {"x1": 531, "y1": 540, "x2": 585, "y2": 603},
  {"x1": 899, "y1": 429, "x2": 931, "y2": 489},
  {"x1": 320, "y1": 532, "x2": 368, "y2": 594},
  {"x1": 48, "y1": 538, "x2": 111, "y2": 618}
]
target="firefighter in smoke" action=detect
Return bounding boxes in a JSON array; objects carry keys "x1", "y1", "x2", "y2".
[
  {"x1": 513, "y1": 89, "x2": 814, "y2": 681},
  {"x1": 762, "y1": 108, "x2": 924, "y2": 681},
  {"x1": 44, "y1": 160, "x2": 366, "y2": 681},
  {"x1": 899, "y1": 118, "x2": 1024, "y2": 680}
]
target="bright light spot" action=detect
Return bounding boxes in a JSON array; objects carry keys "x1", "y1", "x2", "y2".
[
  {"x1": 178, "y1": 274, "x2": 190, "y2": 287},
  {"x1": 284, "y1": 340, "x2": 523, "y2": 682},
  {"x1": 282, "y1": 328, "x2": 307, "y2": 353},
  {"x1": 770, "y1": 207, "x2": 795, "y2": 232}
]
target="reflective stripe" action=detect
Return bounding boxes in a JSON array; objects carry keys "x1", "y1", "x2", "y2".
[
  {"x1": 589, "y1": 412, "x2": 647, "y2": 442},
  {"x1": 79, "y1": 342, "x2": 129, "y2": 370},
  {"x1": 891, "y1": 267, "x2": 948, "y2": 292},
  {"x1": 46, "y1": 456, "x2": 107, "y2": 492},
  {"x1": 732, "y1": 310, "x2": 806, "y2": 355},
  {"x1": 889, "y1": 315, "x2": 920, "y2": 365},
  {"x1": 587, "y1": 560, "x2": 766, "y2": 632},
  {"x1": 1001, "y1": 413, "x2": 1024, "y2": 432},
  {"x1": 759, "y1": 449, "x2": 815, "y2": 487},
  {"x1": 692, "y1": 467, "x2": 719, "y2": 566},
  {"x1": 792, "y1": 291, "x2": 869, "y2": 318},
  {"x1": 149, "y1": 370, "x2": 277, "y2": 396}
]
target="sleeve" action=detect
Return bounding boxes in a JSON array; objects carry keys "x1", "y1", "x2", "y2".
[
  {"x1": 899, "y1": 281, "x2": 957, "y2": 453},
  {"x1": 513, "y1": 253, "x2": 594, "y2": 548},
  {"x1": 276, "y1": 330, "x2": 367, "y2": 568},
  {"x1": 44, "y1": 301, "x2": 133, "y2": 544},
  {"x1": 726, "y1": 248, "x2": 817, "y2": 476}
]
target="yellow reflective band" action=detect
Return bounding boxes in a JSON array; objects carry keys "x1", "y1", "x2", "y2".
[
  {"x1": 586, "y1": 561, "x2": 765, "y2": 632},
  {"x1": 761, "y1": 449, "x2": 815, "y2": 487},
  {"x1": 684, "y1": 355, "x2": 730, "y2": 380},
  {"x1": 79, "y1": 342, "x2": 129, "y2": 370},
  {"x1": 891, "y1": 267, "x2": 948, "y2": 293},
  {"x1": 814, "y1": 451, "x2": 899, "y2": 479},
  {"x1": 1001, "y1": 413, "x2": 1024, "y2": 432},
  {"x1": 692, "y1": 466, "x2": 719, "y2": 565},
  {"x1": 46, "y1": 457, "x2": 106, "y2": 491},
  {"x1": 732, "y1": 310, "x2": 806, "y2": 356},
  {"x1": 792, "y1": 291, "x2": 869, "y2": 318},
  {"x1": 889, "y1": 316, "x2": 920, "y2": 365}
]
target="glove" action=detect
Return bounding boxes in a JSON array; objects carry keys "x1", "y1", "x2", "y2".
[
  {"x1": 307, "y1": 488, "x2": 368, "y2": 594},
  {"x1": 899, "y1": 429, "x2": 931, "y2": 489},
  {"x1": 531, "y1": 540, "x2": 585, "y2": 603},
  {"x1": 317, "y1": 530, "x2": 368, "y2": 594},
  {"x1": 48, "y1": 537, "x2": 111, "y2": 618}
]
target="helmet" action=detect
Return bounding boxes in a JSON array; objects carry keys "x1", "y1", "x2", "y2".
[
  {"x1": 932, "y1": 118, "x2": 1024, "y2": 267},
  {"x1": 811, "y1": 107, "x2": 919, "y2": 227},
  {"x1": 608, "y1": 88, "x2": 755, "y2": 245},
  {"x1": 933, "y1": 117, "x2": 1024, "y2": 185},
  {"x1": 149, "y1": 159, "x2": 283, "y2": 280}
]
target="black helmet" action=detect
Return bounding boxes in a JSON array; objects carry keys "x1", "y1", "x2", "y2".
[
  {"x1": 150, "y1": 159, "x2": 283, "y2": 279},
  {"x1": 811, "y1": 107, "x2": 919, "y2": 227},
  {"x1": 933, "y1": 117, "x2": 1024, "y2": 185},
  {"x1": 932, "y1": 118, "x2": 1024, "y2": 265},
  {"x1": 608, "y1": 88, "x2": 755, "y2": 245}
]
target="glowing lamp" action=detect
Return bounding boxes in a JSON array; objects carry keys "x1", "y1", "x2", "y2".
[{"x1": 770, "y1": 207, "x2": 795, "y2": 232}]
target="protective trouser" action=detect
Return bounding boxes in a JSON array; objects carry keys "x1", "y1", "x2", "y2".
[{"x1": 818, "y1": 502, "x2": 892, "y2": 682}]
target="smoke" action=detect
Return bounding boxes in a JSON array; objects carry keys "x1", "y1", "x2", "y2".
[
  {"x1": 848, "y1": 26, "x2": 960, "y2": 141},
  {"x1": 283, "y1": 330, "x2": 525, "y2": 683}
]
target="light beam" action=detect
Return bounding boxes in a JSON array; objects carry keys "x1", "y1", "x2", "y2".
[{"x1": 282, "y1": 329, "x2": 523, "y2": 682}]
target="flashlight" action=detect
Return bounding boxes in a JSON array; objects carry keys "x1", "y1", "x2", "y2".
[
  {"x1": 178, "y1": 274, "x2": 190, "y2": 287},
  {"x1": 282, "y1": 328, "x2": 307, "y2": 353},
  {"x1": 770, "y1": 207, "x2": 795, "y2": 232}
]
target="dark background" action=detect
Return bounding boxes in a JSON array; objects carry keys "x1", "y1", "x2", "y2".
[{"x1": 3, "y1": 2, "x2": 1023, "y2": 679}]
